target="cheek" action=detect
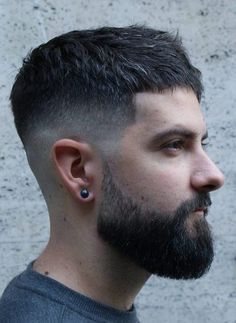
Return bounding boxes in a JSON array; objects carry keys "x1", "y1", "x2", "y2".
[
  {"x1": 123, "y1": 158, "x2": 191, "y2": 212},
  {"x1": 147, "y1": 172, "x2": 185, "y2": 211}
]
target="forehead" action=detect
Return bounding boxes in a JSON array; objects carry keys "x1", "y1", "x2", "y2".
[{"x1": 132, "y1": 88, "x2": 206, "y2": 136}]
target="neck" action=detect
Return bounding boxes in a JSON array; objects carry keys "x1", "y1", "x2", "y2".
[{"x1": 33, "y1": 228, "x2": 150, "y2": 311}]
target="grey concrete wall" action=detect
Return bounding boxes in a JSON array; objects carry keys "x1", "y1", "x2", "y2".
[{"x1": 0, "y1": 0, "x2": 235, "y2": 322}]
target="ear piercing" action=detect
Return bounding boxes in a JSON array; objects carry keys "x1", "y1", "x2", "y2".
[{"x1": 80, "y1": 188, "x2": 89, "y2": 199}]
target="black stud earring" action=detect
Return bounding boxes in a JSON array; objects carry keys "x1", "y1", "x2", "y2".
[{"x1": 80, "y1": 188, "x2": 89, "y2": 199}]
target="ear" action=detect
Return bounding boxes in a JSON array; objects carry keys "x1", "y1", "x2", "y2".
[{"x1": 51, "y1": 139, "x2": 98, "y2": 203}]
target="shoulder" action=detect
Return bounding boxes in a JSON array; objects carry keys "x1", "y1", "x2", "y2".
[{"x1": 0, "y1": 274, "x2": 64, "y2": 323}]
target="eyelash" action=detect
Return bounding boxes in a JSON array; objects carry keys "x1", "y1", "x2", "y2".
[
  {"x1": 162, "y1": 140, "x2": 209, "y2": 152},
  {"x1": 162, "y1": 140, "x2": 184, "y2": 151},
  {"x1": 202, "y1": 142, "x2": 209, "y2": 148}
]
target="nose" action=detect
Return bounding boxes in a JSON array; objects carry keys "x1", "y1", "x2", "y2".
[{"x1": 191, "y1": 153, "x2": 225, "y2": 192}]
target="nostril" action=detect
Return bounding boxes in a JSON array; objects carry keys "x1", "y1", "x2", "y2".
[
  {"x1": 191, "y1": 175, "x2": 224, "y2": 193},
  {"x1": 204, "y1": 184, "x2": 219, "y2": 192}
]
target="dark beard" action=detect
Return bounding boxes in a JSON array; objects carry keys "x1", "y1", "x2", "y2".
[{"x1": 97, "y1": 162, "x2": 214, "y2": 279}]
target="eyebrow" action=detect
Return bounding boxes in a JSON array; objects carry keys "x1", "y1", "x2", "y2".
[{"x1": 150, "y1": 127, "x2": 208, "y2": 144}]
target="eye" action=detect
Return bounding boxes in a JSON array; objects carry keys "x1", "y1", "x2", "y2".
[
  {"x1": 201, "y1": 140, "x2": 209, "y2": 150},
  {"x1": 162, "y1": 140, "x2": 185, "y2": 151}
]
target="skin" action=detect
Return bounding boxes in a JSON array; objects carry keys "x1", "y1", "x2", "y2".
[
  {"x1": 33, "y1": 87, "x2": 224, "y2": 311},
  {"x1": 112, "y1": 88, "x2": 223, "y2": 212}
]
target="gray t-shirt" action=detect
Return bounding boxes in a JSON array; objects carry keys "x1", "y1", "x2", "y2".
[{"x1": 0, "y1": 262, "x2": 140, "y2": 322}]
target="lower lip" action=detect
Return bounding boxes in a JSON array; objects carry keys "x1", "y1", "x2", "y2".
[{"x1": 193, "y1": 210, "x2": 205, "y2": 216}]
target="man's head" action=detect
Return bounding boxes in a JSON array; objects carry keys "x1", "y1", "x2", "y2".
[
  {"x1": 10, "y1": 26, "x2": 224, "y2": 280},
  {"x1": 11, "y1": 26, "x2": 203, "y2": 148}
]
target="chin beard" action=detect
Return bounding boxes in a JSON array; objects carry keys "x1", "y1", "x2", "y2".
[{"x1": 97, "y1": 162, "x2": 214, "y2": 279}]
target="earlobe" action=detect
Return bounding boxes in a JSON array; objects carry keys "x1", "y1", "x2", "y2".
[{"x1": 51, "y1": 139, "x2": 95, "y2": 202}]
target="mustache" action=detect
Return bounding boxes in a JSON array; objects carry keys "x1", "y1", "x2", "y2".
[
  {"x1": 190, "y1": 192, "x2": 212, "y2": 210},
  {"x1": 175, "y1": 193, "x2": 212, "y2": 223}
]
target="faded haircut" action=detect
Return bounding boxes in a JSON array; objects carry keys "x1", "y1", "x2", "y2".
[{"x1": 11, "y1": 25, "x2": 203, "y2": 152}]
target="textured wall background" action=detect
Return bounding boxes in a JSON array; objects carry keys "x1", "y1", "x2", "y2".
[{"x1": 0, "y1": 0, "x2": 235, "y2": 322}]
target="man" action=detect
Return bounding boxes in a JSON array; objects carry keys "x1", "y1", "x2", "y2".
[{"x1": 0, "y1": 26, "x2": 224, "y2": 322}]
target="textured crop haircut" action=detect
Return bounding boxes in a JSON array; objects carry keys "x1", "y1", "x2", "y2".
[{"x1": 11, "y1": 25, "x2": 203, "y2": 156}]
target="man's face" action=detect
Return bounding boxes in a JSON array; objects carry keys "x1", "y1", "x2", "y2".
[{"x1": 97, "y1": 88, "x2": 224, "y2": 279}]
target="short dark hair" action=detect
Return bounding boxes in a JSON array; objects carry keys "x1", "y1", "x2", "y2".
[{"x1": 10, "y1": 25, "x2": 203, "y2": 147}]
